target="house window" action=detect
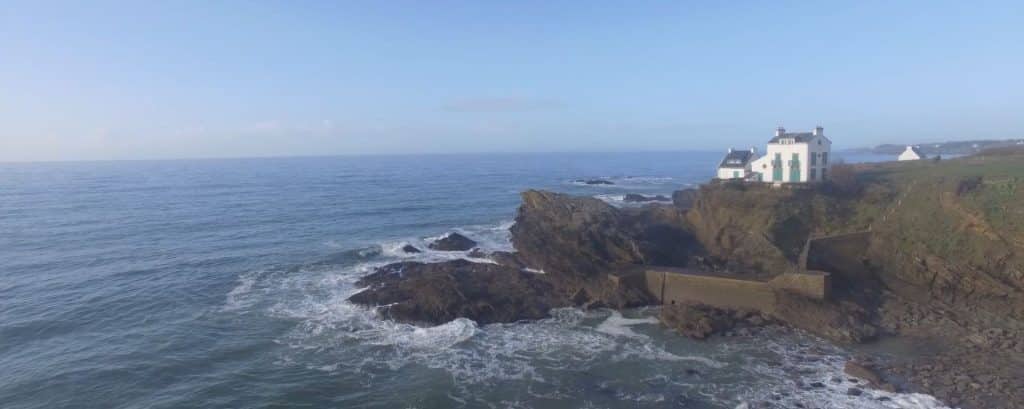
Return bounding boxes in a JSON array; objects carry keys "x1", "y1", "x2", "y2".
[
  {"x1": 733, "y1": 171, "x2": 740, "y2": 178},
  {"x1": 789, "y1": 153, "x2": 801, "y2": 182},
  {"x1": 810, "y1": 168, "x2": 817, "y2": 180},
  {"x1": 821, "y1": 168, "x2": 828, "y2": 180},
  {"x1": 811, "y1": 152, "x2": 817, "y2": 166},
  {"x1": 822, "y1": 152, "x2": 829, "y2": 165}
]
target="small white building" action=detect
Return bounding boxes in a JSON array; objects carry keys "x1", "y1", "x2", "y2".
[
  {"x1": 898, "y1": 145, "x2": 926, "y2": 161},
  {"x1": 749, "y1": 126, "x2": 832, "y2": 183},
  {"x1": 716, "y1": 148, "x2": 757, "y2": 180}
]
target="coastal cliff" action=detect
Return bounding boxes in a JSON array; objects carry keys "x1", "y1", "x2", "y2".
[{"x1": 350, "y1": 151, "x2": 1024, "y2": 408}]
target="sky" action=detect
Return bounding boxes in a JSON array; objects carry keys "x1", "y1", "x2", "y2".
[{"x1": 2, "y1": 0, "x2": 1023, "y2": 161}]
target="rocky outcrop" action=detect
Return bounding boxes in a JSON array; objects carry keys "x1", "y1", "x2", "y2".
[
  {"x1": 401, "y1": 244, "x2": 422, "y2": 254},
  {"x1": 672, "y1": 188, "x2": 697, "y2": 210},
  {"x1": 349, "y1": 259, "x2": 565, "y2": 324},
  {"x1": 659, "y1": 303, "x2": 770, "y2": 339},
  {"x1": 427, "y1": 232, "x2": 477, "y2": 251},
  {"x1": 771, "y1": 290, "x2": 877, "y2": 343},
  {"x1": 623, "y1": 193, "x2": 670, "y2": 202},
  {"x1": 511, "y1": 190, "x2": 707, "y2": 280}
]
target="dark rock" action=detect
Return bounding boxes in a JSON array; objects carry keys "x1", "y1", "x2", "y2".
[
  {"x1": 844, "y1": 361, "x2": 884, "y2": 388},
  {"x1": 623, "y1": 193, "x2": 670, "y2": 203},
  {"x1": 846, "y1": 387, "x2": 863, "y2": 396},
  {"x1": 348, "y1": 259, "x2": 566, "y2": 325},
  {"x1": 427, "y1": 232, "x2": 477, "y2": 251},
  {"x1": 575, "y1": 178, "x2": 614, "y2": 185},
  {"x1": 466, "y1": 248, "x2": 488, "y2": 258},
  {"x1": 671, "y1": 188, "x2": 698, "y2": 210},
  {"x1": 659, "y1": 304, "x2": 738, "y2": 340},
  {"x1": 401, "y1": 244, "x2": 422, "y2": 254},
  {"x1": 512, "y1": 190, "x2": 704, "y2": 281},
  {"x1": 810, "y1": 382, "x2": 826, "y2": 388},
  {"x1": 489, "y1": 251, "x2": 527, "y2": 269},
  {"x1": 771, "y1": 291, "x2": 878, "y2": 344}
]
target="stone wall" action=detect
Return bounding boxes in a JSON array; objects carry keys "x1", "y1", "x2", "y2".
[{"x1": 642, "y1": 268, "x2": 830, "y2": 312}]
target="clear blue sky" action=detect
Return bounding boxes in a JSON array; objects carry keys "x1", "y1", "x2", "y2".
[{"x1": 2, "y1": 0, "x2": 1022, "y2": 161}]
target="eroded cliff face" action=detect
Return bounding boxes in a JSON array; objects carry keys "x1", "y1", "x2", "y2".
[{"x1": 510, "y1": 190, "x2": 705, "y2": 278}]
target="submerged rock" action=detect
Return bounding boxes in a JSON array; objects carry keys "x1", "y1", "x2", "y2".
[
  {"x1": 427, "y1": 232, "x2": 477, "y2": 251},
  {"x1": 575, "y1": 178, "x2": 615, "y2": 185}
]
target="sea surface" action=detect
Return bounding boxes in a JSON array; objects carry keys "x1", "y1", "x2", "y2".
[{"x1": 0, "y1": 152, "x2": 947, "y2": 409}]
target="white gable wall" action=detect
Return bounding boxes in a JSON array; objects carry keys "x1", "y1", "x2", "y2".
[
  {"x1": 898, "y1": 147, "x2": 924, "y2": 161},
  {"x1": 717, "y1": 167, "x2": 748, "y2": 179},
  {"x1": 760, "y1": 135, "x2": 831, "y2": 183}
]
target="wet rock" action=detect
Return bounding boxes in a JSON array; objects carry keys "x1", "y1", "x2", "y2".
[
  {"x1": 488, "y1": 251, "x2": 527, "y2": 269},
  {"x1": 575, "y1": 178, "x2": 614, "y2": 185},
  {"x1": 466, "y1": 248, "x2": 488, "y2": 258},
  {"x1": 846, "y1": 388, "x2": 863, "y2": 396},
  {"x1": 401, "y1": 244, "x2": 422, "y2": 254},
  {"x1": 659, "y1": 304, "x2": 737, "y2": 340},
  {"x1": 348, "y1": 259, "x2": 566, "y2": 325},
  {"x1": 427, "y1": 232, "x2": 477, "y2": 251},
  {"x1": 844, "y1": 361, "x2": 884, "y2": 387},
  {"x1": 623, "y1": 193, "x2": 670, "y2": 203}
]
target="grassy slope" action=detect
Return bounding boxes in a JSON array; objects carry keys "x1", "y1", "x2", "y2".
[{"x1": 689, "y1": 151, "x2": 1024, "y2": 318}]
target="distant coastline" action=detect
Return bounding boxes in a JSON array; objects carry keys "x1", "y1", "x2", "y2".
[{"x1": 843, "y1": 138, "x2": 1024, "y2": 156}]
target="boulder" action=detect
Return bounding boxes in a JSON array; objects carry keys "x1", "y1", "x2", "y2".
[
  {"x1": 427, "y1": 232, "x2": 477, "y2": 251},
  {"x1": 401, "y1": 244, "x2": 422, "y2": 254}
]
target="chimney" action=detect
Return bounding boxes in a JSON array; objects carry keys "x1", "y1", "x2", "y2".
[
  {"x1": 775, "y1": 126, "x2": 785, "y2": 137},
  {"x1": 813, "y1": 125, "x2": 823, "y2": 136},
  {"x1": 728, "y1": 147, "x2": 733, "y2": 153},
  {"x1": 750, "y1": 146, "x2": 757, "y2": 154}
]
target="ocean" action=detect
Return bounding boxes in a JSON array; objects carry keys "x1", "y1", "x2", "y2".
[{"x1": 0, "y1": 152, "x2": 946, "y2": 409}]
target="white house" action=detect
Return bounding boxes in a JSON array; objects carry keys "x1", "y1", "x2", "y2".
[
  {"x1": 749, "y1": 126, "x2": 832, "y2": 183},
  {"x1": 716, "y1": 148, "x2": 757, "y2": 180},
  {"x1": 898, "y1": 145, "x2": 926, "y2": 161}
]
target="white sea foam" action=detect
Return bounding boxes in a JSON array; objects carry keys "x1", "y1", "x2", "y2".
[
  {"x1": 221, "y1": 270, "x2": 261, "y2": 312},
  {"x1": 726, "y1": 329, "x2": 951, "y2": 409},
  {"x1": 595, "y1": 310, "x2": 659, "y2": 338}
]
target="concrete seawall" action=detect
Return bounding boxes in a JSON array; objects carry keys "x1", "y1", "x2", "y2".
[{"x1": 639, "y1": 267, "x2": 831, "y2": 312}]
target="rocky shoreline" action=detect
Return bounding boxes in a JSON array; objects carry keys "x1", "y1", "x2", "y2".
[{"x1": 350, "y1": 154, "x2": 1024, "y2": 409}]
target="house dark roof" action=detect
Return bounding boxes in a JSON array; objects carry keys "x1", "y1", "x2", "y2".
[
  {"x1": 718, "y1": 149, "x2": 754, "y2": 169},
  {"x1": 768, "y1": 132, "x2": 815, "y2": 144}
]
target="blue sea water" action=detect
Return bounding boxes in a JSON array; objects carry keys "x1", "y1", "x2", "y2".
[{"x1": 0, "y1": 152, "x2": 943, "y2": 409}]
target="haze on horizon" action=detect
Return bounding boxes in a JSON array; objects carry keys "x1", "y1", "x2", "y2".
[{"x1": 2, "y1": 0, "x2": 1023, "y2": 162}]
